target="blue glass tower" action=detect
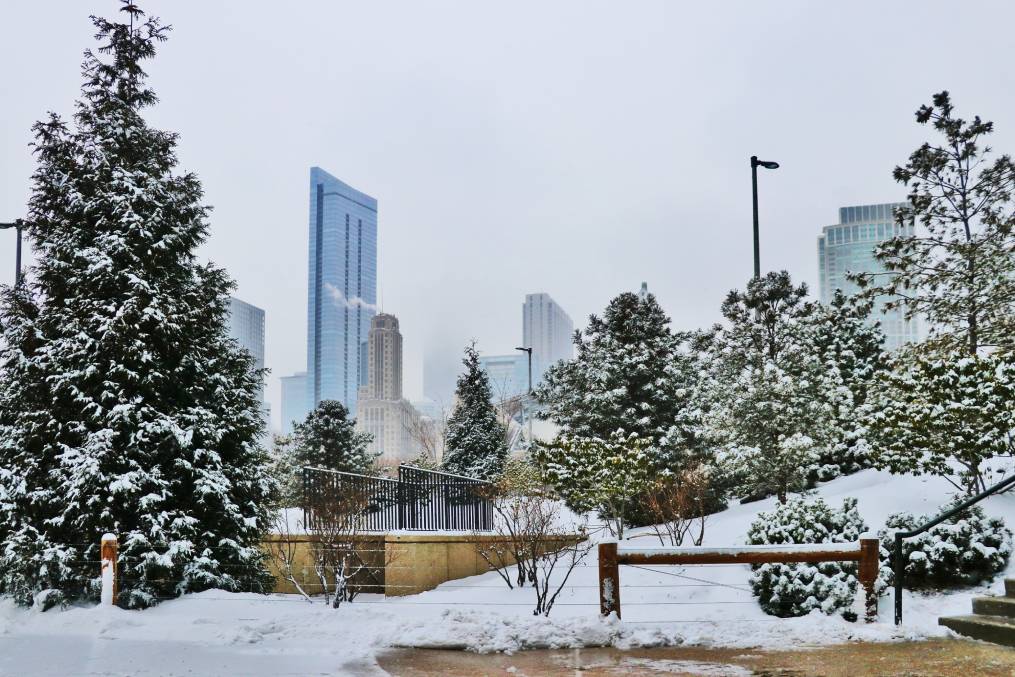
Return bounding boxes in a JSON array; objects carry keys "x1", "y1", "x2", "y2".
[{"x1": 306, "y1": 167, "x2": 378, "y2": 415}]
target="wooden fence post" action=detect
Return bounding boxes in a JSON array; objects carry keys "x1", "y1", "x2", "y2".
[
  {"x1": 100, "y1": 533, "x2": 118, "y2": 606},
  {"x1": 858, "y1": 536, "x2": 879, "y2": 622},
  {"x1": 598, "y1": 542, "x2": 620, "y2": 619}
]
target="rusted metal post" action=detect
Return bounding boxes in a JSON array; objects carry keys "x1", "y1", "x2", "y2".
[
  {"x1": 858, "y1": 537, "x2": 879, "y2": 622},
  {"x1": 100, "y1": 533, "x2": 118, "y2": 606},
  {"x1": 598, "y1": 542, "x2": 620, "y2": 619}
]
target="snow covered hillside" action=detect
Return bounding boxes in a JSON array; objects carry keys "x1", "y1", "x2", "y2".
[{"x1": 2, "y1": 469, "x2": 1013, "y2": 676}]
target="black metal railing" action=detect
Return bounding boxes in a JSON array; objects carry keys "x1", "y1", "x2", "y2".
[
  {"x1": 303, "y1": 465, "x2": 494, "y2": 532},
  {"x1": 893, "y1": 472, "x2": 1015, "y2": 624}
]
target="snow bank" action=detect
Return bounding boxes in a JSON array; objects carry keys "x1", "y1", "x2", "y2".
[{"x1": 3, "y1": 469, "x2": 1014, "y2": 675}]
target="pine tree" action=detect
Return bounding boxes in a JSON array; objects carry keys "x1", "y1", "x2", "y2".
[
  {"x1": 536, "y1": 289, "x2": 702, "y2": 475},
  {"x1": 291, "y1": 400, "x2": 375, "y2": 473},
  {"x1": 701, "y1": 272, "x2": 841, "y2": 502},
  {"x1": 0, "y1": 5, "x2": 275, "y2": 608},
  {"x1": 861, "y1": 349, "x2": 1015, "y2": 494},
  {"x1": 442, "y1": 343, "x2": 508, "y2": 480},
  {"x1": 802, "y1": 290, "x2": 885, "y2": 478},
  {"x1": 853, "y1": 91, "x2": 1015, "y2": 356}
]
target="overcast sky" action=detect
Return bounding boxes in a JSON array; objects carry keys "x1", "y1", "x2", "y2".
[{"x1": 2, "y1": 1, "x2": 1015, "y2": 428}]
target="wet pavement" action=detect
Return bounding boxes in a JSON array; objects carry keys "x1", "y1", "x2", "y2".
[{"x1": 376, "y1": 639, "x2": 1015, "y2": 676}]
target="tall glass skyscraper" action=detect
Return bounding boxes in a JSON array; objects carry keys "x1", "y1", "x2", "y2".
[
  {"x1": 306, "y1": 167, "x2": 378, "y2": 415},
  {"x1": 817, "y1": 203, "x2": 920, "y2": 351}
]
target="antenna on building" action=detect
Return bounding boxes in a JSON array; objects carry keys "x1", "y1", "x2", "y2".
[{"x1": 639, "y1": 282, "x2": 648, "y2": 301}]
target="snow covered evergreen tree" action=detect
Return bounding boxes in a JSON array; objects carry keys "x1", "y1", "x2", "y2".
[
  {"x1": 861, "y1": 349, "x2": 1015, "y2": 494},
  {"x1": 801, "y1": 290, "x2": 885, "y2": 478},
  {"x1": 534, "y1": 432, "x2": 652, "y2": 539},
  {"x1": 290, "y1": 400, "x2": 375, "y2": 474},
  {"x1": 701, "y1": 272, "x2": 841, "y2": 502},
  {"x1": 852, "y1": 91, "x2": 1015, "y2": 356},
  {"x1": 0, "y1": 5, "x2": 275, "y2": 608},
  {"x1": 536, "y1": 288, "x2": 702, "y2": 475},
  {"x1": 442, "y1": 343, "x2": 507, "y2": 480}
]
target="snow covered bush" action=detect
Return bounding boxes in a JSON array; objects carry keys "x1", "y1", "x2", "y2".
[
  {"x1": 746, "y1": 497, "x2": 870, "y2": 621},
  {"x1": 879, "y1": 504, "x2": 1012, "y2": 589}
]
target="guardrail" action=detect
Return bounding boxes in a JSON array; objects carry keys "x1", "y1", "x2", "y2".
[
  {"x1": 302, "y1": 465, "x2": 494, "y2": 532},
  {"x1": 892, "y1": 472, "x2": 1015, "y2": 624},
  {"x1": 598, "y1": 539, "x2": 880, "y2": 622}
]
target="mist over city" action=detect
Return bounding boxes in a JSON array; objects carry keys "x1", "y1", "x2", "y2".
[{"x1": 3, "y1": 2, "x2": 1015, "y2": 675}]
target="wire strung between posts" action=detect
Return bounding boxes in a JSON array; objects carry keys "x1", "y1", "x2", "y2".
[{"x1": 625, "y1": 564, "x2": 753, "y2": 593}]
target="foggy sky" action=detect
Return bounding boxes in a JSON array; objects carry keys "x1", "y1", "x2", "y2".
[{"x1": 2, "y1": 1, "x2": 1015, "y2": 429}]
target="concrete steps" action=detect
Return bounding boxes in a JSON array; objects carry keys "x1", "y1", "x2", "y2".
[{"x1": 939, "y1": 579, "x2": 1015, "y2": 647}]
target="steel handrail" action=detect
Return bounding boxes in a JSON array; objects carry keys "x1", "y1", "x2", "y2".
[{"x1": 894, "y1": 472, "x2": 1015, "y2": 624}]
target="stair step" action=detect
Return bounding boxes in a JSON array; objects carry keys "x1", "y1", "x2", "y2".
[
  {"x1": 974, "y1": 596, "x2": 1015, "y2": 618},
  {"x1": 1005, "y1": 579, "x2": 1015, "y2": 597},
  {"x1": 940, "y1": 614, "x2": 1015, "y2": 647}
]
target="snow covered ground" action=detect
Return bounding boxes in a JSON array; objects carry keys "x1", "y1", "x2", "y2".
[{"x1": 2, "y1": 469, "x2": 1013, "y2": 676}]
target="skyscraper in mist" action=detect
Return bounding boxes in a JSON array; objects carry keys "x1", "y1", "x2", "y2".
[
  {"x1": 227, "y1": 297, "x2": 269, "y2": 425},
  {"x1": 280, "y1": 371, "x2": 309, "y2": 435},
  {"x1": 306, "y1": 167, "x2": 377, "y2": 415},
  {"x1": 817, "y1": 203, "x2": 920, "y2": 351},
  {"x1": 522, "y1": 292, "x2": 574, "y2": 382}
]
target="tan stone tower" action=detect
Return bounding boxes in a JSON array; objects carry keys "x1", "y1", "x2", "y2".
[{"x1": 356, "y1": 313, "x2": 421, "y2": 466}]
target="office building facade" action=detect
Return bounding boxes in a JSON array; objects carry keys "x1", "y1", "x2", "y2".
[
  {"x1": 280, "y1": 371, "x2": 310, "y2": 436},
  {"x1": 522, "y1": 292, "x2": 574, "y2": 382},
  {"x1": 305, "y1": 167, "x2": 378, "y2": 415},
  {"x1": 478, "y1": 353, "x2": 527, "y2": 401},
  {"x1": 227, "y1": 297, "x2": 269, "y2": 425},
  {"x1": 817, "y1": 203, "x2": 920, "y2": 351}
]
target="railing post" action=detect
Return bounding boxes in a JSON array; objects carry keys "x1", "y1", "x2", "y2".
[
  {"x1": 894, "y1": 531, "x2": 904, "y2": 625},
  {"x1": 858, "y1": 536, "x2": 879, "y2": 623},
  {"x1": 100, "y1": 533, "x2": 118, "y2": 606},
  {"x1": 598, "y1": 542, "x2": 620, "y2": 619}
]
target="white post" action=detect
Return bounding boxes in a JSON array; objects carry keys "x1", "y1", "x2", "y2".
[{"x1": 100, "y1": 533, "x2": 118, "y2": 606}]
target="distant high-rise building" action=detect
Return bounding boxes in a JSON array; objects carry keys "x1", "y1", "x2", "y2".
[
  {"x1": 227, "y1": 297, "x2": 268, "y2": 424},
  {"x1": 478, "y1": 354, "x2": 527, "y2": 401},
  {"x1": 817, "y1": 203, "x2": 920, "y2": 351},
  {"x1": 361, "y1": 313, "x2": 403, "y2": 400},
  {"x1": 306, "y1": 166, "x2": 377, "y2": 416},
  {"x1": 356, "y1": 313, "x2": 421, "y2": 466},
  {"x1": 522, "y1": 293, "x2": 574, "y2": 382},
  {"x1": 280, "y1": 371, "x2": 310, "y2": 436}
]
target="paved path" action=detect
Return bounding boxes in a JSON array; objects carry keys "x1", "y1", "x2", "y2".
[{"x1": 377, "y1": 639, "x2": 1015, "y2": 676}]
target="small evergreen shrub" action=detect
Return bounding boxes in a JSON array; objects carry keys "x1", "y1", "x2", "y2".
[
  {"x1": 746, "y1": 497, "x2": 869, "y2": 621},
  {"x1": 879, "y1": 504, "x2": 1011, "y2": 589}
]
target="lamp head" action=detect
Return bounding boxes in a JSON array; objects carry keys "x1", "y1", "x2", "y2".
[{"x1": 751, "y1": 156, "x2": 780, "y2": 170}]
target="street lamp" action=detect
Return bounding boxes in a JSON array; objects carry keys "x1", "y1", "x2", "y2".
[
  {"x1": 514, "y1": 346, "x2": 533, "y2": 394},
  {"x1": 514, "y1": 346, "x2": 534, "y2": 447},
  {"x1": 0, "y1": 219, "x2": 24, "y2": 287},
  {"x1": 750, "y1": 156, "x2": 779, "y2": 280}
]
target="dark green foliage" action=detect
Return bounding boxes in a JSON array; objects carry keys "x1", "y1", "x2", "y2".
[
  {"x1": 747, "y1": 497, "x2": 870, "y2": 621},
  {"x1": 442, "y1": 343, "x2": 507, "y2": 480},
  {"x1": 803, "y1": 290, "x2": 885, "y2": 478},
  {"x1": 862, "y1": 350, "x2": 1015, "y2": 494},
  {"x1": 291, "y1": 400, "x2": 374, "y2": 474},
  {"x1": 0, "y1": 7, "x2": 275, "y2": 608},
  {"x1": 879, "y1": 505, "x2": 1011, "y2": 589},
  {"x1": 536, "y1": 289, "x2": 702, "y2": 475}
]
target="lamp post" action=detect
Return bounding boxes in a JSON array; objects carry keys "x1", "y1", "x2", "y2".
[
  {"x1": 514, "y1": 346, "x2": 533, "y2": 447},
  {"x1": 750, "y1": 156, "x2": 779, "y2": 280},
  {"x1": 0, "y1": 220, "x2": 24, "y2": 287}
]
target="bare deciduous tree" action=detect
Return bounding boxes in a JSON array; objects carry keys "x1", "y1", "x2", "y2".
[{"x1": 643, "y1": 468, "x2": 712, "y2": 547}]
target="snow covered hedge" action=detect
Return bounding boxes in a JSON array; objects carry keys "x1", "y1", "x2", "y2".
[
  {"x1": 879, "y1": 504, "x2": 1012, "y2": 589},
  {"x1": 746, "y1": 497, "x2": 870, "y2": 621}
]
